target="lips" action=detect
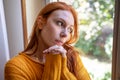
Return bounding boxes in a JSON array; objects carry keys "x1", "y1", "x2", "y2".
[{"x1": 55, "y1": 40, "x2": 64, "y2": 45}]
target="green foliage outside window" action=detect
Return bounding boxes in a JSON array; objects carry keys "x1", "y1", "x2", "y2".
[{"x1": 72, "y1": 0, "x2": 114, "y2": 61}]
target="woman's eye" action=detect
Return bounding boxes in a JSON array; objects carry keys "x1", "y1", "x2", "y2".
[{"x1": 56, "y1": 21, "x2": 63, "y2": 26}]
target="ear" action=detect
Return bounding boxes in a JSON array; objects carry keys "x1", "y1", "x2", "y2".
[{"x1": 37, "y1": 16, "x2": 44, "y2": 29}]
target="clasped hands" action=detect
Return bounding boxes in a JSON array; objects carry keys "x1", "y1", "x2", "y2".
[{"x1": 43, "y1": 45, "x2": 67, "y2": 58}]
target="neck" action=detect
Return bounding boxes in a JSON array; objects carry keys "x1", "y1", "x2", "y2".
[{"x1": 35, "y1": 34, "x2": 48, "y2": 58}]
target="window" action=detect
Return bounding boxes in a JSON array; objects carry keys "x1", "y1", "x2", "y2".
[{"x1": 21, "y1": 0, "x2": 120, "y2": 79}]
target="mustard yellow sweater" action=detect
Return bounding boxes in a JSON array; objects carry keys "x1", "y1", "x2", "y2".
[{"x1": 5, "y1": 53, "x2": 91, "y2": 80}]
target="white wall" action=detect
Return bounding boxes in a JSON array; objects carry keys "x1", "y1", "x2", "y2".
[
  {"x1": 3, "y1": 0, "x2": 24, "y2": 58},
  {"x1": 0, "y1": 0, "x2": 9, "y2": 80},
  {"x1": 26, "y1": 0, "x2": 58, "y2": 39},
  {"x1": 0, "y1": 18, "x2": 7, "y2": 80},
  {"x1": 26, "y1": 0, "x2": 46, "y2": 38},
  {"x1": 0, "y1": 0, "x2": 24, "y2": 79}
]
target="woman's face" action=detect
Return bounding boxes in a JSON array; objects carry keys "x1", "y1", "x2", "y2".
[{"x1": 41, "y1": 10, "x2": 74, "y2": 47}]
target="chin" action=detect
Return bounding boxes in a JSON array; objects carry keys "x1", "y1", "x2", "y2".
[{"x1": 47, "y1": 43, "x2": 55, "y2": 47}]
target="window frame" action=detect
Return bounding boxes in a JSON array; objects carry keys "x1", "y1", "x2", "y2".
[
  {"x1": 112, "y1": 0, "x2": 120, "y2": 80},
  {"x1": 21, "y1": 0, "x2": 28, "y2": 49}
]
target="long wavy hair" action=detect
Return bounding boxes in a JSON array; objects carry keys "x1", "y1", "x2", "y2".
[{"x1": 23, "y1": 2, "x2": 79, "y2": 77}]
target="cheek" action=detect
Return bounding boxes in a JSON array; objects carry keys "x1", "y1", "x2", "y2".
[
  {"x1": 43, "y1": 22, "x2": 59, "y2": 39},
  {"x1": 47, "y1": 22, "x2": 60, "y2": 35}
]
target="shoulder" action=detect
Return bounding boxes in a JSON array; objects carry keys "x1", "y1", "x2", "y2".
[
  {"x1": 4, "y1": 53, "x2": 34, "y2": 72},
  {"x1": 5, "y1": 53, "x2": 34, "y2": 79},
  {"x1": 4, "y1": 53, "x2": 27, "y2": 77},
  {"x1": 5, "y1": 53, "x2": 27, "y2": 66},
  {"x1": 4, "y1": 53, "x2": 35, "y2": 78}
]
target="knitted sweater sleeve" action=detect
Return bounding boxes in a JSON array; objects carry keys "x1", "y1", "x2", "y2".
[
  {"x1": 41, "y1": 53, "x2": 77, "y2": 80},
  {"x1": 61, "y1": 57, "x2": 77, "y2": 80},
  {"x1": 74, "y1": 53, "x2": 91, "y2": 80},
  {"x1": 61, "y1": 53, "x2": 91, "y2": 80},
  {"x1": 41, "y1": 54, "x2": 62, "y2": 80}
]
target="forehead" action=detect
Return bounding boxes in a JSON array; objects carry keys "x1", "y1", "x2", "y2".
[{"x1": 49, "y1": 10, "x2": 74, "y2": 25}]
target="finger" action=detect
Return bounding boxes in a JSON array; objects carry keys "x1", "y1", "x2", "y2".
[
  {"x1": 43, "y1": 49, "x2": 49, "y2": 53},
  {"x1": 51, "y1": 50, "x2": 59, "y2": 53},
  {"x1": 48, "y1": 45, "x2": 59, "y2": 51},
  {"x1": 43, "y1": 45, "x2": 60, "y2": 53},
  {"x1": 43, "y1": 45, "x2": 66, "y2": 56},
  {"x1": 52, "y1": 48, "x2": 67, "y2": 56}
]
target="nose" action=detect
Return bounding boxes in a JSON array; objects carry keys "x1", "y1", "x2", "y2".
[{"x1": 60, "y1": 29, "x2": 68, "y2": 38}]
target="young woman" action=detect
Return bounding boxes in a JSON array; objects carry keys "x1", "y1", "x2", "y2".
[{"x1": 5, "y1": 2, "x2": 91, "y2": 80}]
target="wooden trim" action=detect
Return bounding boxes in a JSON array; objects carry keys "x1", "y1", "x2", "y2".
[
  {"x1": 21, "y1": 0, "x2": 28, "y2": 49},
  {"x1": 116, "y1": 0, "x2": 120, "y2": 78},
  {"x1": 112, "y1": 0, "x2": 120, "y2": 80}
]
